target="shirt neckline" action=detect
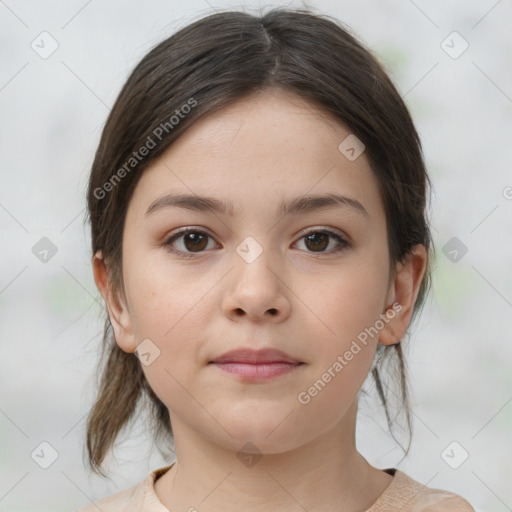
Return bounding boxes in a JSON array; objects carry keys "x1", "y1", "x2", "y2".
[{"x1": 141, "y1": 463, "x2": 402, "y2": 511}]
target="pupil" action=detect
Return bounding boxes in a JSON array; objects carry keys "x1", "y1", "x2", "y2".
[
  {"x1": 306, "y1": 233, "x2": 328, "y2": 251},
  {"x1": 185, "y1": 233, "x2": 207, "y2": 251}
]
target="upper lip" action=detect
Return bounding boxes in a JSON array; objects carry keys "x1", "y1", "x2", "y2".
[{"x1": 210, "y1": 348, "x2": 302, "y2": 365}]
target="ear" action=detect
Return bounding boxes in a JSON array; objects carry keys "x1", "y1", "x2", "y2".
[
  {"x1": 92, "y1": 251, "x2": 137, "y2": 353},
  {"x1": 378, "y1": 244, "x2": 428, "y2": 346}
]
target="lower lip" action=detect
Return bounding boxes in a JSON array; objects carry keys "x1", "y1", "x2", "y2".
[{"x1": 210, "y1": 362, "x2": 302, "y2": 381}]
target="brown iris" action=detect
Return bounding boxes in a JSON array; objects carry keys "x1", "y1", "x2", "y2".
[
  {"x1": 304, "y1": 232, "x2": 329, "y2": 252},
  {"x1": 183, "y1": 232, "x2": 208, "y2": 252}
]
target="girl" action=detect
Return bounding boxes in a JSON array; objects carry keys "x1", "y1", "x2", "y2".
[{"x1": 76, "y1": 7, "x2": 474, "y2": 511}]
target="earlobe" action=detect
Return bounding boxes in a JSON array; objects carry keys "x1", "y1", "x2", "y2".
[
  {"x1": 377, "y1": 308, "x2": 400, "y2": 346},
  {"x1": 378, "y1": 244, "x2": 428, "y2": 346},
  {"x1": 92, "y1": 251, "x2": 137, "y2": 353}
]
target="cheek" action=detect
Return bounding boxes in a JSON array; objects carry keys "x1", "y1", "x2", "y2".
[
  {"x1": 294, "y1": 269, "x2": 388, "y2": 426},
  {"x1": 125, "y1": 257, "x2": 212, "y2": 418},
  {"x1": 123, "y1": 250, "x2": 222, "y2": 391},
  {"x1": 123, "y1": 246, "x2": 203, "y2": 339},
  {"x1": 298, "y1": 254, "x2": 390, "y2": 397},
  {"x1": 306, "y1": 259, "x2": 389, "y2": 346}
]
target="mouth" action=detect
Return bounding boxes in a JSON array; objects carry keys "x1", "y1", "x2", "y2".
[
  {"x1": 208, "y1": 348, "x2": 304, "y2": 382},
  {"x1": 209, "y1": 347, "x2": 302, "y2": 364},
  {"x1": 210, "y1": 361, "x2": 303, "y2": 381}
]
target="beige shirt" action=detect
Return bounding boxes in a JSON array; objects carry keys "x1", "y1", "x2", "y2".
[{"x1": 74, "y1": 463, "x2": 475, "y2": 511}]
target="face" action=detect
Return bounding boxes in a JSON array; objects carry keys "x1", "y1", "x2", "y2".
[{"x1": 96, "y1": 89, "x2": 420, "y2": 454}]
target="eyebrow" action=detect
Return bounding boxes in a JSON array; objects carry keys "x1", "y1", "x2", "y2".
[{"x1": 144, "y1": 192, "x2": 369, "y2": 220}]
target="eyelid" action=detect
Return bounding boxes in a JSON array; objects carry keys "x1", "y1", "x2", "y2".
[
  {"x1": 163, "y1": 227, "x2": 218, "y2": 258},
  {"x1": 298, "y1": 225, "x2": 348, "y2": 239},
  {"x1": 294, "y1": 226, "x2": 350, "y2": 253}
]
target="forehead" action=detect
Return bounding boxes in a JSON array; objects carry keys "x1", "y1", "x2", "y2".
[
  {"x1": 126, "y1": 89, "x2": 385, "y2": 226},
  {"x1": 167, "y1": 90, "x2": 352, "y2": 165}
]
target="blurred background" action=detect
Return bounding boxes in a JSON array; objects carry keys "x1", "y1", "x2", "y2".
[{"x1": 0, "y1": 0, "x2": 511, "y2": 511}]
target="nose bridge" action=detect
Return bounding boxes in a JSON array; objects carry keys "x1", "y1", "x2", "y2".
[
  {"x1": 235, "y1": 235, "x2": 267, "y2": 266},
  {"x1": 224, "y1": 233, "x2": 290, "y2": 320},
  {"x1": 234, "y1": 234, "x2": 280, "y2": 291}
]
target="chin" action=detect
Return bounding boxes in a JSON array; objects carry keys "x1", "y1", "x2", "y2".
[{"x1": 210, "y1": 408, "x2": 306, "y2": 452}]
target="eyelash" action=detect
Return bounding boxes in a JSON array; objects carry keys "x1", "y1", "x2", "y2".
[{"x1": 163, "y1": 227, "x2": 350, "y2": 258}]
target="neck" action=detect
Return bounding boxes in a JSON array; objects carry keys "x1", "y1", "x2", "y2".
[{"x1": 154, "y1": 400, "x2": 393, "y2": 512}]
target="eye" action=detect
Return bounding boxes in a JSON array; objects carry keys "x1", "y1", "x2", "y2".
[
  {"x1": 163, "y1": 227, "x2": 350, "y2": 258},
  {"x1": 294, "y1": 228, "x2": 350, "y2": 255},
  {"x1": 163, "y1": 228, "x2": 217, "y2": 258}
]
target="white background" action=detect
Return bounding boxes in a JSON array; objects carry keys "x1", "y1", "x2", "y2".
[{"x1": 0, "y1": 1, "x2": 511, "y2": 511}]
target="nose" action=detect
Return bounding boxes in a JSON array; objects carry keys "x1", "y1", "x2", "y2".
[{"x1": 222, "y1": 244, "x2": 291, "y2": 323}]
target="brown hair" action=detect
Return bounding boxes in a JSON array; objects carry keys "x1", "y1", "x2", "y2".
[{"x1": 84, "y1": 7, "x2": 433, "y2": 477}]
